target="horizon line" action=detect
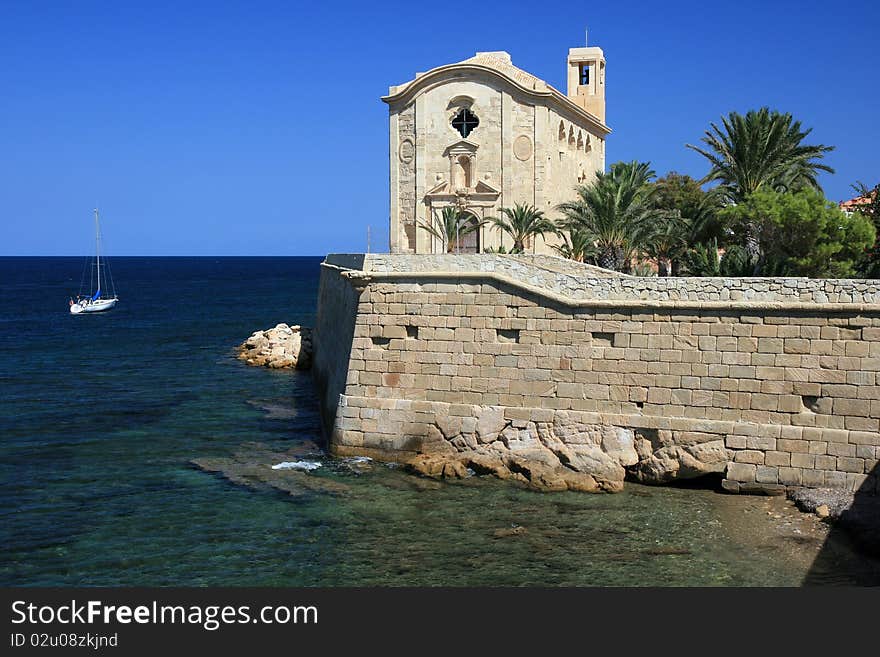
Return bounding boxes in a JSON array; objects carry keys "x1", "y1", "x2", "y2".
[{"x1": 0, "y1": 253, "x2": 335, "y2": 257}]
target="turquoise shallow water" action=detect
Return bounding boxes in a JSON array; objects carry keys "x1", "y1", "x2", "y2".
[{"x1": 0, "y1": 257, "x2": 872, "y2": 586}]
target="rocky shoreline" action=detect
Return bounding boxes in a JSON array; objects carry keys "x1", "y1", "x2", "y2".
[
  {"x1": 233, "y1": 321, "x2": 880, "y2": 559},
  {"x1": 237, "y1": 323, "x2": 312, "y2": 369},
  {"x1": 788, "y1": 487, "x2": 880, "y2": 555},
  {"x1": 398, "y1": 410, "x2": 731, "y2": 493}
]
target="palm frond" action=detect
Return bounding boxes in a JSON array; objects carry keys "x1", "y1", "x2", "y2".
[
  {"x1": 687, "y1": 107, "x2": 835, "y2": 203},
  {"x1": 555, "y1": 160, "x2": 660, "y2": 271},
  {"x1": 417, "y1": 206, "x2": 484, "y2": 253},
  {"x1": 488, "y1": 202, "x2": 556, "y2": 252}
]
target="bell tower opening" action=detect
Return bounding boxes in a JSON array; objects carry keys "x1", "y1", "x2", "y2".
[
  {"x1": 579, "y1": 63, "x2": 590, "y2": 85},
  {"x1": 567, "y1": 43, "x2": 606, "y2": 122}
]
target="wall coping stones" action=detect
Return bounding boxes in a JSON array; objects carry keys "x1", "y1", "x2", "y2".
[{"x1": 322, "y1": 254, "x2": 880, "y2": 313}]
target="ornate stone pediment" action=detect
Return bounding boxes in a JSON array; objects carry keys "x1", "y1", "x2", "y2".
[
  {"x1": 443, "y1": 139, "x2": 479, "y2": 158},
  {"x1": 424, "y1": 176, "x2": 500, "y2": 206},
  {"x1": 426, "y1": 180, "x2": 451, "y2": 196},
  {"x1": 474, "y1": 179, "x2": 499, "y2": 194}
]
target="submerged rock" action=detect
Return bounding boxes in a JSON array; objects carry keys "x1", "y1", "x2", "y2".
[
  {"x1": 788, "y1": 487, "x2": 854, "y2": 518},
  {"x1": 493, "y1": 525, "x2": 528, "y2": 538},
  {"x1": 192, "y1": 441, "x2": 348, "y2": 497},
  {"x1": 788, "y1": 487, "x2": 880, "y2": 556},
  {"x1": 644, "y1": 547, "x2": 692, "y2": 556},
  {"x1": 237, "y1": 324, "x2": 313, "y2": 370}
]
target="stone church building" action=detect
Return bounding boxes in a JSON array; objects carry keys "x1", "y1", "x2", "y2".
[{"x1": 383, "y1": 43, "x2": 610, "y2": 254}]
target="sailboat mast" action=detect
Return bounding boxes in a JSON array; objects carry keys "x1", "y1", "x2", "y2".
[{"x1": 94, "y1": 208, "x2": 101, "y2": 297}]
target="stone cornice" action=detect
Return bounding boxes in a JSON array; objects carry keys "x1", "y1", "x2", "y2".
[{"x1": 382, "y1": 63, "x2": 611, "y2": 137}]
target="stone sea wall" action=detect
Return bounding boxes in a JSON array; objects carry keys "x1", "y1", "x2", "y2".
[
  {"x1": 314, "y1": 254, "x2": 880, "y2": 494},
  {"x1": 312, "y1": 260, "x2": 363, "y2": 436}
]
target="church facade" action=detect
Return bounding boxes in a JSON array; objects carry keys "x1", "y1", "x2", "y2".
[{"x1": 383, "y1": 44, "x2": 610, "y2": 254}]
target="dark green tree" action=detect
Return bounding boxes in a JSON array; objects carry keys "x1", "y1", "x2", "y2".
[
  {"x1": 642, "y1": 211, "x2": 688, "y2": 276},
  {"x1": 681, "y1": 239, "x2": 752, "y2": 277},
  {"x1": 719, "y1": 188, "x2": 874, "y2": 277},
  {"x1": 653, "y1": 173, "x2": 722, "y2": 239},
  {"x1": 688, "y1": 108, "x2": 835, "y2": 263}
]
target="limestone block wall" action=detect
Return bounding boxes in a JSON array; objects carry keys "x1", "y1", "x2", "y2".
[
  {"x1": 312, "y1": 257, "x2": 364, "y2": 435},
  {"x1": 315, "y1": 254, "x2": 880, "y2": 494},
  {"x1": 543, "y1": 105, "x2": 603, "y2": 209}
]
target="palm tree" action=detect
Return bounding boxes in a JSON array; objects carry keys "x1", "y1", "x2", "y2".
[
  {"x1": 417, "y1": 206, "x2": 483, "y2": 253},
  {"x1": 682, "y1": 239, "x2": 753, "y2": 277},
  {"x1": 642, "y1": 211, "x2": 688, "y2": 276},
  {"x1": 552, "y1": 227, "x2": 597, "y2": 262},
  {"x1": 488, "y1": 203, "x2": 556, "y2": 253},
  {"x1": 652, "y1": 172, "x2": 723, "y2": 240},
  {"x1": 686, "y1": 107, "x2": 834, "y2": 203},
  {"x1": 649, "y1": 173, "x2": 725, "y2": 275},
  {"x1": 557, "y1": 160, "x2": 659, "y2": 272},
  {"x1": 629, "y1": 262, "x2": 658, "y2": 277}
]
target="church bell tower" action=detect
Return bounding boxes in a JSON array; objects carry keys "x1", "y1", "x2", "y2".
[{"x1": 567, "y1": 41, "x2": 606, "y2": 123}]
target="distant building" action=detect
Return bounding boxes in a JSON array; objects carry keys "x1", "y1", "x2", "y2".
[
  {"x1": 840, "y1": 192, "x2": 874, "y2": 216},
  {"x1": 383, "y1": 43, "x2": 610, "y2": 254}
]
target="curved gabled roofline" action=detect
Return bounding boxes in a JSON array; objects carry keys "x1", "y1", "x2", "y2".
[{"x1": 381, "y1": 62, "x2": 611, "y2": 136}]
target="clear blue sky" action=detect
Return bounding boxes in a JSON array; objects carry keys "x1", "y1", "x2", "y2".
[{"x1": 2, "y1": 0, "x2": 877, "y2": 255}]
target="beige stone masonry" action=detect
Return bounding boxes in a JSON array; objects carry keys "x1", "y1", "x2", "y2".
[
  {"x1": 384, "y1": 47, "x2": 609, "y2": 255},
  {"x1": 314, "y1": 254, "x2": 880, "y2": 495}
]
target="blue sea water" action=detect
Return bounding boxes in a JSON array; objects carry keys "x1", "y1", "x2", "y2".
[{"x1": 1, "y1": 257, "x2": 876, "y2": 586}]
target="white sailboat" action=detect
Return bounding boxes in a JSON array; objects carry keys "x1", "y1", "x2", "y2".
[{"x1": 70, "y1": 209, "x2": 119, "y2": 314}]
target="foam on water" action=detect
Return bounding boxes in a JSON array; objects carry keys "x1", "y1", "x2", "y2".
[{"x1": 271, "y1": 460, "x2": 322, "y2": 471}]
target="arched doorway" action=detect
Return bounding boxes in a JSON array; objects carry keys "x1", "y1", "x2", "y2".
[{"x1": 451, "y1": 211, "x2": 480, "y2": 254}]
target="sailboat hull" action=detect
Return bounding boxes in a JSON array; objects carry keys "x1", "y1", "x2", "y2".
[{"x1": 70, "y1": 298, "x2": 118, "y2": 314}]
